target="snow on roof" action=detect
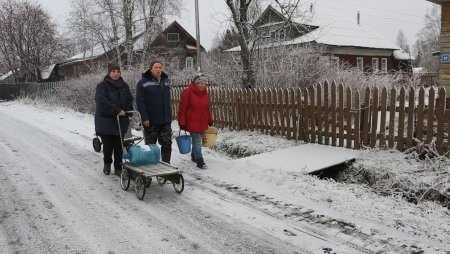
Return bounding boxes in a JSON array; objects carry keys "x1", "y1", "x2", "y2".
[
  {"x1": 67, "y1": 44, "x2": 107, "y2": 62},
  {"x1": 185, "y1": 44, "x2": 197, "y2": 50},
  {"x1": 226, "y1": 4, "x2": 399, "y2": 52},
  {"x1": 393, "y1": 50, "x2": 414, "y2": 60},
  {"x1": 0, "y1": 70, "x2": 13, "y2": 80},
  {"x1": 67, "y1": 31, "x2": 147, "y2": 62},
  {"x1": 413, "y1": 67, "x2": 424, "y2": 74},
  {"x1": 41, "y1": 64, "x2": 56, "y2": 80}
]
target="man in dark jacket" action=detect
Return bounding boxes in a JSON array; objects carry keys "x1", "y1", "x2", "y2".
[
  {"x1": 95, "y1": 63, "x2": 133, "y2": 176},
  {"x1": 135, "y1": 60, "x2": 172, "y2": 163}
]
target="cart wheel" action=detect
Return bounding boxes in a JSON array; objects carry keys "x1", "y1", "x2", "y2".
[
  {"x1": 93, "y1": 137, "x2": 102, "y2": 152},
  {"x1": 135, "y1": 176, "x2": 146, "y2": 200},
  {"x1": 172, "y1": 174, "x2": 184, "y2": 193},
  {"x1": 120, "y1": 168, "x2": 130, "y2": 191},
  {"x1": 156, "y1": 176, "x2": 166, "y2": 185}
]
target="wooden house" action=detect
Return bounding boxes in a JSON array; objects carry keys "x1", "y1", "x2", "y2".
[
  {"x1": 60, "y1": 21, "x2": 205, "y2": 79},
  {"x1": 225, "y1": 5, "x2": 412, "y2": 73}
]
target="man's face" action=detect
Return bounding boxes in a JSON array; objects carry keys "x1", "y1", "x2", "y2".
[{"x1": 151, "y1": 63, "x2": 163, "y2": 78}]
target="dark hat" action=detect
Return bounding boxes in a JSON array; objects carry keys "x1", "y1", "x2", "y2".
[
  {"x1": 193, "y1": 73, "x2": 207, "y2": 84},
  {"x1": 108, "y1": 63, "x2": 121, "y2": 73}
]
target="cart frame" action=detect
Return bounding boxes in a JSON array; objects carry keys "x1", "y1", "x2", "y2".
[{"x1": 117, "y1": 111, "x2": 184, "y2": 200}]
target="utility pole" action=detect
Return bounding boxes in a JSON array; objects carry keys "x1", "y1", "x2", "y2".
[{"x1": 195, "y1": 0, "x2": 201, "y2": 72}]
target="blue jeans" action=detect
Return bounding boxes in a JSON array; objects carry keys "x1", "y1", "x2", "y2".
[{"x1": 190, "y1": 132, "x2": 203, "y2": 162}]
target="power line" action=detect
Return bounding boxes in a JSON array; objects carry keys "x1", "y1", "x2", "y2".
[
  {"x1": 318, "y1": 5, "x2": 423, "y2": 25},
  {"x1": 329, "y1": 0, "x2": 424, "y2": 18}
]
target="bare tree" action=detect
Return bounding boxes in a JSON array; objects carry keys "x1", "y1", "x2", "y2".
[
  {"x1": 396, "y1": 30, "x2": 410, "y2": 53},
  {"x1": 224, "y1": 0, "x2": 309, "y2": 88},
  {"x1": 0, "y1": 0, "x2": 62, "y2": 82},
  {"x1": 414, "y1": 4, "x2": 440, "y2": 72}
]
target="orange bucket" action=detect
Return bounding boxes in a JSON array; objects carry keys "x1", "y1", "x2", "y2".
[{"x1": 202, "y1": 127, "x2": 218, "y2": 147}]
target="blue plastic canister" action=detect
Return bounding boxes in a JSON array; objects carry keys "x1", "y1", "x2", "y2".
[{"x1": 128, "y1": 144, "x2": 160, "y2": 166}]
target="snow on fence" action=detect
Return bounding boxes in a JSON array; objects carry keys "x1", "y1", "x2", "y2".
[{"x1": 172, "y1": 81, "x2": 449, "y2": 156}]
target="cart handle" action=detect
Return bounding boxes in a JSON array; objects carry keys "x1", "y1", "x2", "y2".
[{"x1": 117, "y1": 110, "x2": 142, "y2": 149}]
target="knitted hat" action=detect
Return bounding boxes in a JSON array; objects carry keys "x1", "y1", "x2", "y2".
[
  {"x1": 108, "y1": 63, "x2": 121, "y2": 73},
  {"x1": 193, "y1": 73, "x2": 207, "y2": 84}
]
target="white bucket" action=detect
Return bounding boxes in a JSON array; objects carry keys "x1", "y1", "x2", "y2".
[{"x1": 202, "y1": 127, "x2": 218, "y2": 148}]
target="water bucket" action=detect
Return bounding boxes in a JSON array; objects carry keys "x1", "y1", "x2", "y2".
[
  {"x1": 202, "y1": 127, "x2": 218, "y2": 148},
  {"x1": 176, "y1": 132, "x2": 192, "y2": 154},
  {"x1": 128, "y1": 144, "x2": 160, "y2": 166}
]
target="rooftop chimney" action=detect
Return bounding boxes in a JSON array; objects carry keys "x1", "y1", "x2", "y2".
[{"x1": 357, "y1": 11, "x2": 360, "y2": 25}]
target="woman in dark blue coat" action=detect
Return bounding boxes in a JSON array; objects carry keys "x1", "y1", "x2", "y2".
[{"x1": 95, "y1": 64, "x2": 133, "y2": 176}]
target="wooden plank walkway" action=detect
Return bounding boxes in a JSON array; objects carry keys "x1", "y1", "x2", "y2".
[{"x1": 235, "y1": 144, "x2": 357, "y2": 174}]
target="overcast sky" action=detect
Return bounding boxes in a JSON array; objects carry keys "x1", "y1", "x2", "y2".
[{"x1": 36, "y1": 0, "x2": 436, "y2": 51}]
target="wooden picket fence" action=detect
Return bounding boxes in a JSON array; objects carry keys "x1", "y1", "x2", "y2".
[
  {"x1": 171, "y1": 81, "x2": 450, "y2": 156},
  {"x1": 0, "y1": 81, "x2": 62, "y2": 100}
]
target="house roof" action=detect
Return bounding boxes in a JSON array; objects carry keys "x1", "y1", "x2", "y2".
[
  {"x1": 64, "y1": 20, "x2": 204, "y2": 64},
  {"x1": 226, "y1": 4, "x2": 399, "y2": 52},
  {"x1": 425, "y1": 0, "x2": 450, "y2": 4}
]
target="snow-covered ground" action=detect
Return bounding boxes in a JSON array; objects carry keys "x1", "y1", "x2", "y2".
[{"x1": 0, "y1": 101, "x2": 449, "y2": 253}]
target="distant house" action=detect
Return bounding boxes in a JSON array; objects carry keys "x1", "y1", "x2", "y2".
[
  {"x1": 0, "y1": 64, "x2": 64, "y2": 83},
  {"x1": 144, "y1": 21, "x2": 205, "y2": 70},
  {"x1": 225, "y1": 5, "x2": 412, "y2": 73},
  {"x1": 60, "y1": 21, "x2": 205, "y2": 79}
]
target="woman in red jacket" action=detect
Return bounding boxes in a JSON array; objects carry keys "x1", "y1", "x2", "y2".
[{"x1": 178, "y1": 73, "x2": 213, "y2": 169}]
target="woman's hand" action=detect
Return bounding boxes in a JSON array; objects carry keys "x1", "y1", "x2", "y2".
[
  {"x1": 143, "y1": 120, "x2": 150, "y2": 127},
  {"x1": 117, "y1": 110, "x2": 125, "y2": 116}
]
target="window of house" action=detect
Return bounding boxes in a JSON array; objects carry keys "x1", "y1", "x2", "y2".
[
  {"x1": 185, "y1": 57, "x2": 194, "y2": 69},
  {"x1": 372, "y1": 58, "x2": 379, "y2": 72},
  {"x1": 270, "y1": 30, "x2": 277, "y2": 40},
  {"x1": 58, "y1": 66, "x2": 64, "y2": 76},
  {"x1": 357, "y1": 57, "x2": 363, "y2": 71},
  {"x1": 381, "y1": 58, "x2": 387, "y2": 72},
  {"x1": 278, "y1": 29, "x2": 286, "y2": 40},
  {"x1": 330, "y1": 57, "x2": 339, "y2": 70},
  {"x1": 167, "y1": 33, "x2": 179, "y2": 42}
]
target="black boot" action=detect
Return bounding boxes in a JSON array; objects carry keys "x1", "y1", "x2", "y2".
[
  {"x1": 196, "y1": 159, "x2": 207, "y2": 169},
  {"x1": 103, "y1": 163, "x2": 111, "y2": 175},
  {"x1": 114, "y1": 162, "x2": 122, "y2": 176}
]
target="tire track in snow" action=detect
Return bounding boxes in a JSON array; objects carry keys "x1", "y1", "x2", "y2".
[{"x1": 0, "y1": 109, "x2": 306, "y2": 253}]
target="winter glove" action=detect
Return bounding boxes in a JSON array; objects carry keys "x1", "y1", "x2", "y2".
[{"x1": 180, "y1": 125, "x2": 186, "y2": 131}]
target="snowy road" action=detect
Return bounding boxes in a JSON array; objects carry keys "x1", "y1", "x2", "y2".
[
  {"x1": 0, "y1": 110, "x2": 364, "y2": 254},
  {"x1": 0, "y1": 109, "x2": 347, "y2": 253},
  {"x1": 0, "y1": 102, "x2": 448, "y2": 253},
  {"x1": 0, "y1": 111, "x2": 311, "y2": 253}
]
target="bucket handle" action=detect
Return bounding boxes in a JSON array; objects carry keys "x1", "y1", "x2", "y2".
[{"x1": 178, "y1": 129, "x2": 189, "y2": 137}]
